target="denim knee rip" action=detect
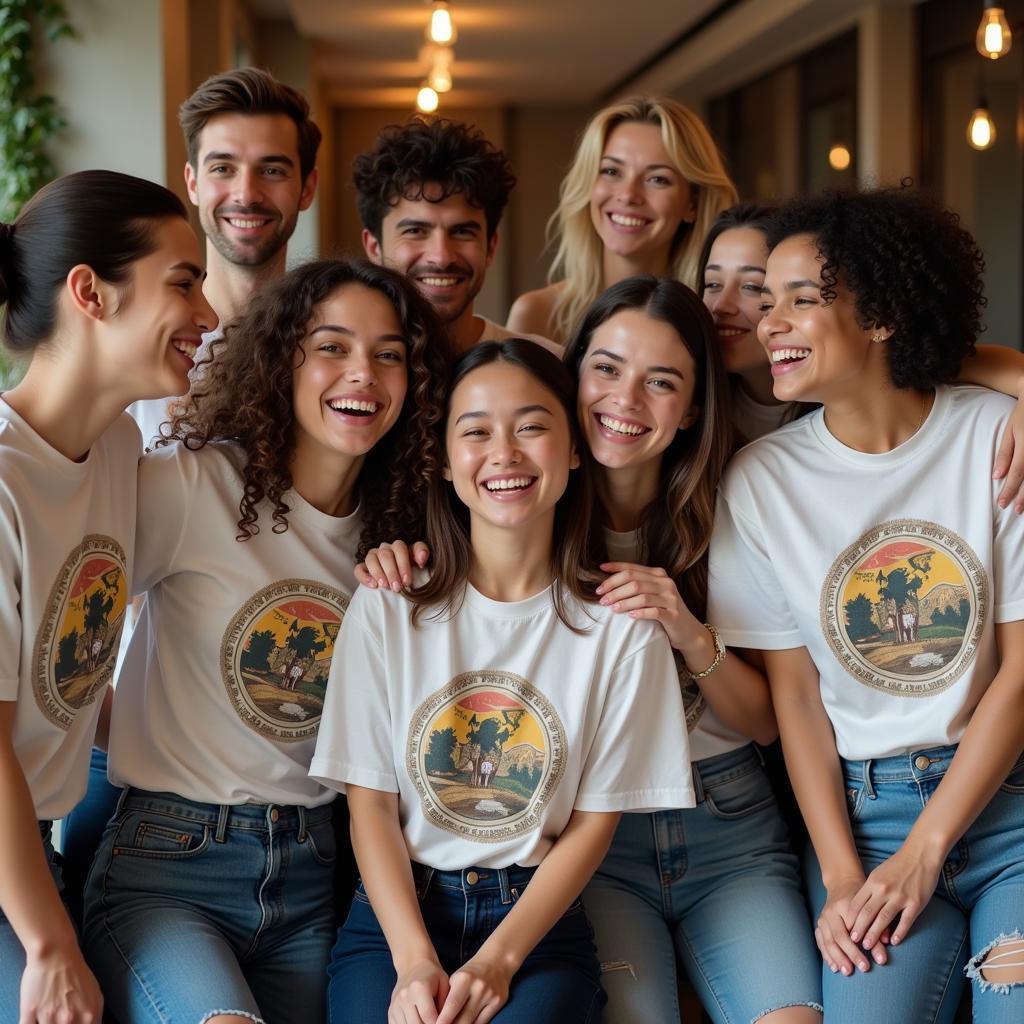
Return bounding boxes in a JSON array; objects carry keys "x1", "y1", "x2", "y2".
[
  {"x1": 198, "y1": 1012, "x2": 265, "y2": 1024},
  {"x1": 599, "y1": 959, "x2": 637, "y2": 980},
  {"x1": 750, "y1": 1001, "x2": 823, "y2": 1022},
  {"x1": 964, "y1": 930, "x2": 1024, "y2": 995}
]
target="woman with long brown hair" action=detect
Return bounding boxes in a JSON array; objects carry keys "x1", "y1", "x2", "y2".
[
  {"x1": 82, "y1": 258, "x2": 450, "y2": 1024},
  {"x1": 313, "y1": 339, "x2": 692, "y2": 1024}
]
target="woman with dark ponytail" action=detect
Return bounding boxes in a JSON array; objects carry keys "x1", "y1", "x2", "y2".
[{"x1": 0, "y1": 170, "x2": 214, "y2": 1023}]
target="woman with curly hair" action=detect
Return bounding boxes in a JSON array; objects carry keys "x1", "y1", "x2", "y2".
[
  {"x1": 507, "y1": 96, "x2": 737, "y2": 346},
  {"x1": 82, "y1": 258, "x2": 452, "y2": 1024},
  {"x1": 708, "y1": 186, "x2": 1024, "y2": 1022}
]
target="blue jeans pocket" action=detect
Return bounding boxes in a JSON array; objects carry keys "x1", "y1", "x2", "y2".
[
  {"x1": 305, "y1": 821, "x2": 337, "y2": 866},
  {"x1": 704, "y1": 765, "x2": 776, "y2": 820},
  {"x1": 113, "y1": 812, "x2": 210, "y2": 860}
]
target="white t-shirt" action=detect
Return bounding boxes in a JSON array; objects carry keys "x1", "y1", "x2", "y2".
[
  {"x1": 476, "y1": 316, "x2": 563, "y2": 358},
  {"x1": 108, "y1": 442, "x2": 359, "y2": 806},
  {"x1": 0, "y1": 402, "x2": 139, "y2": 820},
  {"x1": 604, "y1": 528, "x2": 748, "y2": 763},
  {"x1": 708, "y1": 386, "x2": 1024, "y2": 760},
  {"x1": 311, "y1": 582, "x2": 693, "y2": 869},
  {"x1": 128, "y1": 328, "x2": 222, "y2": 450}
]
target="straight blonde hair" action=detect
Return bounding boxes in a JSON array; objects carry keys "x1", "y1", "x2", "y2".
[{"x1": 548, "y1": 97, "x2": 737, "y2": 344}]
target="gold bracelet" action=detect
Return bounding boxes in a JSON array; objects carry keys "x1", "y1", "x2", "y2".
[{"x1": 686, "y1": 623, "x2": 726, "y2": 680}]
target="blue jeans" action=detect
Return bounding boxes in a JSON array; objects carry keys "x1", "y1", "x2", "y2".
[
  {"x1": 0, "y1": 823, "x2": 67, "y2": 1019},
  {"x1": 60, "y1": 746, "x2": 122, "y2": 927},
  {"x1": 328, "y1": 863, "x2": 606, "y2": 1023},
  {"x1": 84, "y1": 788, "x2": 337, "y2": 1024},
  {"x1": 807, "y1": 745, "x2": 1024, "y2": 1023},
  {"x1": 584, "y1": 745, "x2": 822, "y2": 1023}
]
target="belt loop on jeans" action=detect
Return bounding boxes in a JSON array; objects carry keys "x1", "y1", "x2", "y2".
[
  {"x1": 297, "y1": 805, "x2": 308, "y2": 843},
  {"x1": 691, "y1": 762, "x2": 706, "y2": 804},
  {"x1": 497, "y1": 868, "x2": 512, "y2": 905},
  {"x1": 862, "y1": 759, "x2": 877, "y2": 800},
  {"x1": 114, "y1": 786, "x2": 129, "y2": 818},
  {"x1": 215, "y1": 803, "x2": 229, "y2": 843},
  {"x1": 415, "y1": 866, "x2": 434, "y2": 899}
]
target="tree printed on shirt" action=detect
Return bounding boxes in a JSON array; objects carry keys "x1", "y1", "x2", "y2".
[
  {"x1": 844, "y1": 593, "x2": 878, "y2": 642},
  {"x1": 240, "y1": 629, "x2": 277, "y2": 673},
  {"x1": 280, "y1": 622, "x2": 327, "y2": 691},
  {"x1": 424, "y1": 726, "x2": 458, "y2": 774}
]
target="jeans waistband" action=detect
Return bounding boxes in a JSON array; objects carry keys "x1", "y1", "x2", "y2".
[
  {"x1": 411, "y1": 862, "x2": 537, "y2": 903},
  {"x1": 690, "y1": 742, "x2": 761, "y2": 803},
  {"x1": 118, "y1": 787, "x2": 332, "y2": 843},
  {"x1": 840, "y1": 744, "x2": 958, "y2": 797}
]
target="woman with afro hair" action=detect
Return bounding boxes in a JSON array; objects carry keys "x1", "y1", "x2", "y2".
[{"x1": 708, "y1": 185, "x2": 1024, "y2": 1022}]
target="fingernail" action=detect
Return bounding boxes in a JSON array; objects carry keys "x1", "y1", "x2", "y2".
[
  {"x1": 403, "y1": 575, "x2": 411, "y2": 585},
  {"x1": 599, "y1": 597, "x2": 609, "y2": 605},
  {"x1": 391, "y1": 581, "x2": 402, "y2": 592},
  {"x1": 612, "y1": 602, "x2": 621, "y2": 611},
  {"x1": 842, "y1": 966, "x2": 851, "y2": 976},
  {"x1": 851, "y1": 931, "x2": 859, "y2": 942},
  {"x1": 859, "y1": 961, "x2": 869, "y2": 972},
  {"x1": 830, "y1": 964, "x2": 838, "y2": 974},
  {"x1": 629, "y1": 610, "x2": 640, "y2": 618}
]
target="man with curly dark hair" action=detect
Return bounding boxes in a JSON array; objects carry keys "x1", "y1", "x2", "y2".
[
  {"x1": 708, "y1": 185, "x2": 1024, "y2": 1021},
  {"x1": 353, "y1": 118, "x2": 557, "y2": 354}
]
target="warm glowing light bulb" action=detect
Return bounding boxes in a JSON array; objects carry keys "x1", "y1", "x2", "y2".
[
  {"x1": 977, "y1": 5, "x2": 1012, "y2": 59},
  {"x1": 428, "y1": 2, "x2": 456, "y2": 45},
  {"x1": 416, "y1": 84, "x2": 439, "y2": 114},
  {"x1": 426, "y1": 45, "x2": 454, "y2": 92},
  {"x1": 828, "y1": 143, "x2": 852, "y2": 171},
  {"x1": 429, "y1": 63, "x2": 453, "y2": 93},
  {"x1": 967, "y1": 104, "x2": 996, "y2": 150}
]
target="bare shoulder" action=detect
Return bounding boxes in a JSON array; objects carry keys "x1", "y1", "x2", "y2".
[{"x1": 507, "y1": 282, "x2": 565, "y2": 340}]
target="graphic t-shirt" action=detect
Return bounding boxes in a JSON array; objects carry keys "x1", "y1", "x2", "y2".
[
  {"x1": 108, "y1": 442, "x2": 359, "y2": 806},
  {"x1": 604, "y1": 528, "x2": 748, "y2": 762},
  {"x1": 708, "y1": 386, "x2": 1024, "y2": 759},
  {"x1": 311, "y1": 582, "x2": 694, "y2": 869},
  {"x1": 0, "y1": 402, "x2": 140, "y2": 820}
]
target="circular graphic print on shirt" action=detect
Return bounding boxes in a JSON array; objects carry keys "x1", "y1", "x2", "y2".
[
  {"x1": 220, "y1": 579, "x2": 348, "y2": 741},
  {"x1": 406, "y1": 671, "x2": 568, "y2": 843},
  {"x1": 33, "y1": 535, "x2": 129, "y2": 730},
  {"x1": 673, "y1": 651, "x2": 706, "y2": 732},
  {"x1": 821, "y1": 520, "x2": 987, "y2": 696}
]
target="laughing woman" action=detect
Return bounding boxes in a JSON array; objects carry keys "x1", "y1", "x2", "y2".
[
  {"x1": 83, "y1": 259, "x2": 450, "y2": 1024},
  {"x1": 0, "y1": 171, "x2": 214, "y2": 1024},
  {"x1": 313, "y1": 340, "x2": 693, "y2": 1024},
  {"x1": 709, "y1": 187, "x2": 1024, "y2": 1023}
]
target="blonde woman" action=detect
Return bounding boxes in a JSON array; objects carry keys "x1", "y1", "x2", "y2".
[{"x1": 508, "y1": 96, "x2": 737, "y2": 346}]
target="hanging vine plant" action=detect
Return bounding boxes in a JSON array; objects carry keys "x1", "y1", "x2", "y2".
[
  {"x1": 0, "y1": 0, "x2": 74, "y2": 223},
  {"x1": 0, "y1": 1, "x2": 72, "y2": 385}
]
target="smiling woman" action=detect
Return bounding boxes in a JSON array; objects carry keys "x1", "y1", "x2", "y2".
[{"x1": 80, "y1": 258, "x2": 454, "y2": 1024}]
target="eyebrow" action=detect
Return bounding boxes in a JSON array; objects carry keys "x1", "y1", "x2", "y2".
[
  {"x1": 309, "y1": 325, "x2": 407, "y2": 343},
  {"x1": 705, "y1": 263, "x2": 766, "y2": 275},
  {"x1": 589, "y1": 347, "x2": 684, "y2": 379},
  {"x1": 169, "y1": 261, "x2": 204, "y2": 279},
  {"x1": 783, "y1": 279, "x2": 821, "y2": 290},
  {"x1": 454, "y1": 404, "x2": 552, "y2": 425},
  {"x1": 202, "y1": 152, "x2": 295, "y2": 168},
  {"x1": 394, "y1": 217, "x2": 482, "y2": 232},
  {"x1": 600, "y1": 155, "x2": 675, "y2": 173}
]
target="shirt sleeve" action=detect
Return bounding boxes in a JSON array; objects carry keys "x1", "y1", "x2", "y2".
[
  {"x1": 133, "y1": 447, "x2": 193, "y2": 595},
  {"x1": 707, "y1": 488, "x2": 803, "y2": 649},
  {"x1": 0, "y1": 493, "x2": 22, "y2": 698},
  {"x1": 309, "y1": 590, "x2": 399, "y2": 794},
  {"x1": 575, "y1": 631, "x2": 695, "y2": 813},
  {"x1": 992, "y1": 476, "x2": 1024, "y2": 623}
]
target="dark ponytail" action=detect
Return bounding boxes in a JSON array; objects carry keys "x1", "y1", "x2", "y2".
[{"x1": 1, "y1": 170, "x2": 188, "y2": 353}]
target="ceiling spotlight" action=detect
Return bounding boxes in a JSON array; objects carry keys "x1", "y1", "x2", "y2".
[
  {"x1": 427, "y1": 1, "x2": 457, "y2": 45},
  {"x1": 416, "y1": 83, "x2": 440, "y2": 114}
]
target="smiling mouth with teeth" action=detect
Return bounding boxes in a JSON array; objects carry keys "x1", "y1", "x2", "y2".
[
  {"x1": 327, "y1": 398, "x2": 381, "y2": 417},
  {"x1": 483, "y1": 476, "x2": 535, "y2": 492},
  {"x1": 598, "y1": 413, "x2": 651, "y2": 437},
  {"x1": 608, "y1": 213, "x2": 650, "y2": 228},
  {"x1": 172, "y1": 339, "x2": 198, "y2": 360},
  {"x1": 224, "y1": 217, "x2": 271, "y2": 229},
  {"x1": 419, "y1": 276, "x2": 462, "y2": 287},
  {"x1": 770, "y1": 348, "x2": 811, "y2": 364}
]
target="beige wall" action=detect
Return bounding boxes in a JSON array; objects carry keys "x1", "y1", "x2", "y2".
[{"x1": 38, "y1": 0, "x2": 164, "y2": 183}]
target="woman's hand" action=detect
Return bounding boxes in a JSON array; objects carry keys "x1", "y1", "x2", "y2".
[
  {"x1": 597, "y1": 561, "x2": 707, "y2": 658},
  {"x1": 390, "y1": 958, "x2": 450, "y2": 1024},
  {"x1": 994, "y1": 383, "x2": 1024, "y2": 514},
  {"x1": 435, "y1": 954, "x2": 513, "y2": 1024},
  {"x1": 20, "y1": 945, "x2": 103, "y2": 1024},
  {"x1": 816, "y1": 874, "x2": 888, "y2": 977},
  {"x1": 355, "y1": 541, "x2": 430, "y2": 591},
  {"x1": 847, "y1": 843, "x2": 942, "y2": 951}
]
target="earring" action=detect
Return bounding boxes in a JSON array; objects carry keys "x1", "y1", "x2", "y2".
[{"x1": 871, "y1": 332, "x2": 885, "y2": 343}]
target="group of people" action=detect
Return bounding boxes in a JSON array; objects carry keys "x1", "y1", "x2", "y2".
[{"x1": 2, "y1": 64, "x2": 1024, "y2": 1024}]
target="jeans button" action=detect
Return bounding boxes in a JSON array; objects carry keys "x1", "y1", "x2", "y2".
[
  {"x1": 270, "y1": 807, "x2": 280, "y2": 823},
  {"x1": 466, "y1": 870, "x2": 479, "y2": 885},
  {"x1": 914, "y1": 755, "x2": 930, "y2": 771}
]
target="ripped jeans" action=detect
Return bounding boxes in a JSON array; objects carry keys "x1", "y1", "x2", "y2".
[{"x1": 807, "y1": 745, "x2": 1024, "y2": 1023}]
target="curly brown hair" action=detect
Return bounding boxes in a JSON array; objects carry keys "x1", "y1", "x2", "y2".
[{"x1": 162, "y1": 258, "x2": 453, "y2": 552}]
